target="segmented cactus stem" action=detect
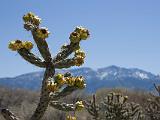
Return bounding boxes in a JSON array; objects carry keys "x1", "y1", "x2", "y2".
[{"x1": 4, "y1": 12, "x2": 90, "y2": 120}]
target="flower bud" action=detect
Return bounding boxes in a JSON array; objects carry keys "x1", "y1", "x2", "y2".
[
  {"x1": 75, "y1": 101, "x2": 84, "y2": 111},
  {"x1": 54, "y1": 74, "x2": 66, "y2": 85},
  {"x1": 22, "y1": 41, "x2": 33, "y2": 50},
  {"x1": 32, "y1": 16, "x2": 41, "y2": 26},
  {"x1": 80, "y1": 29, "x2": 90, "y2": 40},
  {"x1": 23, "y1": 12, "x2": 41, "y2": 26},
  {"x1": 75, "y1": 50, "x2": 85, "y2": 58},
  {"x1": 47, "y1": 81, "x2": 58, "y2": 92},
  {"x1": 69, "y1": 32, "x2": 81, "y2": 43},
  {"x1": 65, "y1": 77, "x2": 75, "y2": 86},
  {"x1": 74, "y1": 76, "x2": 86, "y2": 89},
  {"x1": 8, "y1": 41, "x2": 17, "y2": 51},
  {"x1": 74, "y1": 26, "x2": 90, "y2": 40},
  {"x1": 74, "y1": 56, "x2": 84, "y2": 66},
  {"x1": 23, "y1": 12, "x2": 34, "y2": 22},
  {"x1": 24, "y1": 22, "x2": 34, "y2": 31},
  {"x1": 8, "y1": 40, "x2": 23, "y2": 51},
  {"x1": 36, "y1": 27, "x2": 50, "y2": 39}
]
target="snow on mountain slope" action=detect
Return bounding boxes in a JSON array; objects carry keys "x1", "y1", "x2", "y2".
[{"x1": 0, "y1": 66, "x2": 160, "y2": 93}]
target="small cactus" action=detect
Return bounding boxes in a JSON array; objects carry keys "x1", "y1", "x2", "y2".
[
  {"x1": 84, "y1": 94, "x2": 100, "y2": 120},
  {"x1": 85, "y1": 93, "x2": 144, "y2": 120},
  {"x1": 145, "y1": 84, "x2": 160, "y2": 120},
  {"x1": 101, "y1": 92, "x2": 144, "y2": 120},
  {"x1": 2, "y1": 12, "x2": 90, "y2": 120}
]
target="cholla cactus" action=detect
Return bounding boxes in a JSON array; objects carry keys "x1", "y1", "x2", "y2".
[
  {"x1": 101, "y1": 92, "x2": 144, "y2": 120},
  {"x1": 145, "y1": 84, "x2": 160, "y2": 120},
  {"x1": 146, "y1": 97, "x2": 160, "y2": 120},
  {"x1": 1, "y1": 12, "x2": 90, "y2": 120},
  {"x1": 84, "y1": 94, "x2": 100, "y2": 120},
  {"x1": 85, "y1": 93, "x2": 144, "y2": 120}
]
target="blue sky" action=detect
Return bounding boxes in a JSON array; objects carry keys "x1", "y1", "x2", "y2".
[{"x1": 0, "y1": 0, "x2": 160, "y2": 77}]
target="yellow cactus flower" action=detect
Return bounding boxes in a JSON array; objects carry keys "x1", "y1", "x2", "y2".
[
  {"x1": 69, "y1": 32, "x2": 81, "y2": 43},
  {"x1": 75, "y1": 101, "x2": 84, "y2": 111},
  {"x1": 74, "y1": 26, "x2": 90, "y2": 40},
  {"x1": 74, "y1": 76, "x2": 86, "y2": 89},
  {"x1": 47, "y1": 81, "x2": 58, "y2": 92},
  {"x1": 55, "y1": 73, "x2": 66, "y2": 85},
  {"x1": 36, "y1": 27, "x2": 50, "y2": 39},
  {"x1": 22, "y1": 41, "x2": 33, "y2": 50},
  {"x1": 75, "y1": 49, "x2": 85, "y2": 58},
  {"x1": 8, "y1": 40, "x2": 23, "y2": 51},
  {"x1": 74, "y1": 56, "x2": 84, "y2": 66},
  {"x1": 66, "y1": 115, "x2": 77, "y2": 120}
]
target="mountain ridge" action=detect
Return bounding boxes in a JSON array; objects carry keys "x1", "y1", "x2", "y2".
[{"x1": 0, "y1": 65, "x2": 160, "y2": 93}]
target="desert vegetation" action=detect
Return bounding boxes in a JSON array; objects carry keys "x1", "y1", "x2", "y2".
[{"x1": 0, "y1": 85, "x2": 159, "y2": 120}]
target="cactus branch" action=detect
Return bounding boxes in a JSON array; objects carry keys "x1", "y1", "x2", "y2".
[
  {"x1": 53, "y1": 42, "x2": 79, "y2": 63},
  {"x1": 18, "y1": 48, "x2": 46, "y2": 68},
  {"x1": 84, "y1": 94, "x2": 100, "y2": 120},
  {"x1": 50, "y1": 101, "x2": 75, "y2": 111},
  {"x1": 31, "y1": 30, "x2": 52, "y2": 62},
  {"x1": 54, "y1": 58, "x2": 76, "y2": 69},
  {"x1": 50, "y1": 86, "x2": 77, "y2": 101}
]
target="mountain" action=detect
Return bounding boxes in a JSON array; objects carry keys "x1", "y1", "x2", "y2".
[{"x1": 0, "y1": 65, "x2": 160, "y2": 93}]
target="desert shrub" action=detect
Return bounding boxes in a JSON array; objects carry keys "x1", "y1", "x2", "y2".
[
  {"x1": 144, "y1": 84, "x2": 160, "y2": 120},
  {"x1": 1, "y1": 84, "x2": 160, "y2": 119}
]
